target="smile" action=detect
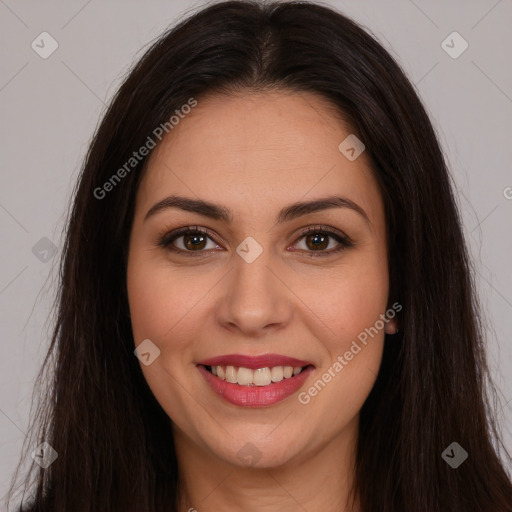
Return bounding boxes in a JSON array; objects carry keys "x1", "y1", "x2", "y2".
[
  {"x1": 207, "y1": 364, "x2": 306, "y2": 386},
  {"x1": 196, "y1": 354, "x2": 315, "y2": 407}
]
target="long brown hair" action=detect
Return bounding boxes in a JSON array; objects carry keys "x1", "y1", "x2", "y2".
[{"x1": 7, "y1": 1, "x2": 512, "y2": 510}]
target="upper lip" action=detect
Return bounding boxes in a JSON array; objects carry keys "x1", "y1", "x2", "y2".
[{"x1": 197, "y1": 353, "x2": 314, "y2": 370}]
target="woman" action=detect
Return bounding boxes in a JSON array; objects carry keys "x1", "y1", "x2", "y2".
[{"x1": 7, "y1": 1, "x2": 512, "y2": 511}]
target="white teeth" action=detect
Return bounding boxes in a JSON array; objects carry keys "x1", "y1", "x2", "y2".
[
  {"x1": 270, "y1": 366, "x2": 284, "y2": 382},
  {"x1": 253, "y1": 367, "x2": 272, "y2": 386},
  {"x1": 225, "y1": 365, "x2": 238, "y2": 384},
  {"x1": 237, "y1": 367, "x2": 253, "y2": 386},
  {"x1": 208, "y1": 364, "x2": 306, "y2": 386}
]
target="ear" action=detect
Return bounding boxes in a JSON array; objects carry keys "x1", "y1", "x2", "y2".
[{"x1": 384, "y1": 318, "x2": 398, "y2": 335}]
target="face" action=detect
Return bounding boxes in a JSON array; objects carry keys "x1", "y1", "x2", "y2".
[{"x1": 126, "y1": 90, "x2": 394, "y2": 470}]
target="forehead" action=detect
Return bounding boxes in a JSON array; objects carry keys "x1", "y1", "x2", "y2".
[{"x1": 136, "y1": 90, "x2": 383, "y2": 226}]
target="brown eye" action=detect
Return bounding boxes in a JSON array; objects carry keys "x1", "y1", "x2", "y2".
[
  {"x1": 304, "y1": 232, "x2": 330, "y2": 250},
  {"x1": 159, "y1": 227, "x2": 221, "y2": 255},
  {"x1": 158, "y1": 225, "x2": 352, "y2": 258},
  {"x1": 293, "y1": 226, "x2": 353, "y2": 257},
  {"x1": 181, "y1": 232, "x2": 208, "y2": 251}
]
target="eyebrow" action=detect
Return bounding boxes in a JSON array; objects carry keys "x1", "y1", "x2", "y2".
[{"x1": 144, "y1": 194, "x2": 371, "y2": 227}]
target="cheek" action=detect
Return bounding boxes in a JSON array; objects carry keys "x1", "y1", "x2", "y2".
[
  {"x1": 299, "y1": 282, "x2": 387, "y2": 432},
  {"x1": 127, "y1": 253, "x2": 203, "y2": 424},
  {"x1": 306, "y1": 252, "x2": 388, "y2": 393},
  {"x1": 335, "y1": 282, "x2": 388, "y2": 338},
  {"x1": 127, "y1": 277, "x2": 170, "y2": 345},
  {"x1": 310, "y1": 257, "x2": 389, "y2": 347},
  {"x1": 127, "y1": 253, "x2": 207, "y2": 345}
]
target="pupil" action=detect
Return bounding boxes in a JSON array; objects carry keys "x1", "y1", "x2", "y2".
[
  {"x1": 185, "y1": 233, "x2": 206, "y2": 250},
  {"x1": 307, "y1": 233, "x2": 328, "y2": 250}
]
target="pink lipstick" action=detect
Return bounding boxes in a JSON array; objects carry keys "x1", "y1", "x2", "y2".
[{"x1": 196, "y1": 353, "x2": 314, "y2": 407}]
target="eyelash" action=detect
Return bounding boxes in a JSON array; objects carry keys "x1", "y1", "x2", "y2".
[{"x1": 157, "y1": 225, "x2": 353, "y2": 258}]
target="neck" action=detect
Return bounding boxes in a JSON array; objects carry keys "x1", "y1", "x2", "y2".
[{"x1": 173, "y1": 418, "x2": 361, "y2": 512}]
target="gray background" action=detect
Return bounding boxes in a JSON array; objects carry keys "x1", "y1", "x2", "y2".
[{"x1": 1, "y1": 0, "x2": 511, "y2": 508}]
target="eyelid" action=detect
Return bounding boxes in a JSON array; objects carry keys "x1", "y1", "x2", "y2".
[
  {"x1": 294, "y1": 224, "x2": 350, "y2": 241},
  {"x1": 291, "y1": 225, "x2": 353, "y2": 257},
  {"x1": 157, "y1": 224, "x2": 353, "y2": 256},
  {"x1": 158, "y1": 225, "x2": 222, "y2": 251}
]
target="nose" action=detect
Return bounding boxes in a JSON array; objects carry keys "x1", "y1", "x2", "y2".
[{"x1": 215, "y1": 247, "x2": 293, "y2": 338}]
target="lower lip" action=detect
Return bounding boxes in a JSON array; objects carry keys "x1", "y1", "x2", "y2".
[{"x1": 197, "y1": 365, "x2": 314, "y2": 407}]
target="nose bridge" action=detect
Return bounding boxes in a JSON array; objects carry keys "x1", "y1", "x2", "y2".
[{"x1": 218, "y1": 237, "x2": 292, "y2": 335}]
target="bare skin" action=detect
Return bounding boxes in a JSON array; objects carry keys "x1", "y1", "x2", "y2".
[{"x1": 126, "y1": 89, "x2": 397, "y2": 512}]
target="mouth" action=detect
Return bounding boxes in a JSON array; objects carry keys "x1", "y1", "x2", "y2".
[
  {"x1": 203, "y1": 364, "x2": 312, "y2": 386},
  {"x1": 196, "y1": 354, "x2": 315, "y2": 407}
]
